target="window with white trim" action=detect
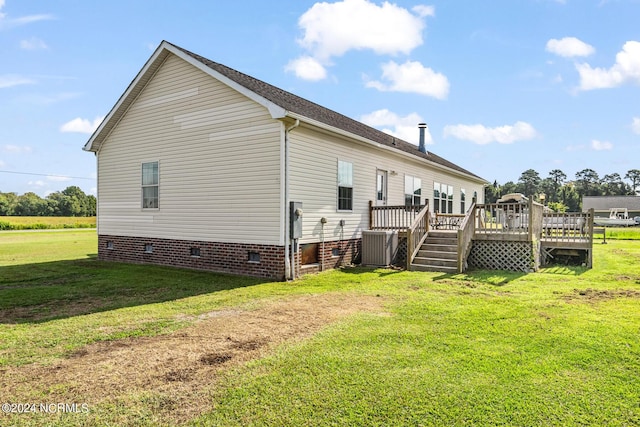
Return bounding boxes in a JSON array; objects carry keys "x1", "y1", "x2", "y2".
[
  {"x1": 461, "y1": 188, "x2": 466, "y2": 214},
  {"x1": 142, "y1": 161, "x2": 159, "y2": 209},
  {"x1": 404, "y1": 175, "x2": 422, "y2": 206},
  {"x1": 434, "y1": 182, "x2": 454, "y2": 213},
  {"x1": 337, "y1": 160, "x2": 353, "y2": 211}
]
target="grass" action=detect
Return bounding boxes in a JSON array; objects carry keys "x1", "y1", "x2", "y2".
[
  {"x1": 599, "y1": 226, "x2": 640, "y2": 240},
  {"x1": 1, "y1": 231, "x2": 639, "y2": 426},
  {"x1": 0, "y1": 216, "x2": 96, "y2": 230}
]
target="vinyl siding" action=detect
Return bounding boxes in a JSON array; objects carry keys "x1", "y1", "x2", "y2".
[
  {"x1": 289, "y1": 125, "x2": 484, "y2": 243},
  {"x1": 97, "y1": 53, "x2": 282, "y2": 244}
]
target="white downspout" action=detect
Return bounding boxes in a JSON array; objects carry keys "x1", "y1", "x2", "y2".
[{"x1": 284, "y1": 119, "x2": 299, "y2": 280}]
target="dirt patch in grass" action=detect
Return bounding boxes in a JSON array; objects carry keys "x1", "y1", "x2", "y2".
[
  {"x1": 564, "y1": 288, "x2": 640, "y2": 303},
  {"x1": 0, "y1": 297, "x2": 109, "y2": 323},
  {"x1": 0, "y1": 293, "x2": 385, "y2": 424}
]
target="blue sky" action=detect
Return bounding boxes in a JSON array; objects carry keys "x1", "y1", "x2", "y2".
[{"x1": 1, "y1": 0, "x2": 639, "y2": 197}]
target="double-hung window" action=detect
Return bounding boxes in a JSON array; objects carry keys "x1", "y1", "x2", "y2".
[
  {"x1": 404, "y1": 175, "x2": 422, "y2": 207},
  {"x1": 142, "y1": 161, "x2": 159, "y2": 209},
  {"x1": 434, "y1": 182, "x2": 454, "y2": 213},
  {"x1": 337, "y1": 160, "x2": 353, "y2": 211}
]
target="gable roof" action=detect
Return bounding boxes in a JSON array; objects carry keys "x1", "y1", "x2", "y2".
[{"x1": 84, "y1": 41, "x2": 486, "y2": 183}]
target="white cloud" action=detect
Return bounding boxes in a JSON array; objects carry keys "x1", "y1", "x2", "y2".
[
  {"x1": 285, "y1": 56, "x2": 327, "y2": 81},
  {"x1": 297, "y1": 0, "x2": 429, "y2": 60},
  {"x1": 20, "y1": 36, "x2": 47, "y2": 50},
  {"x1": 546, "y1": 37, "x2": 595, "y2": 58},
  {"x1": 0, "y1": 74, "x2": 35, "y2": 88},
  {"x1": 632, "y1": 117, "x2": 640, "y2": 134},
  {"x1": 360, "y1": 109, "x2": 430, "y2": 145},
  {"x1": 443, "y1": 121, "x2": 537, "y2": 145},
  {"x1": 577, "y1": 41, "x2": 640, "y2": 90},
  {"x1": 591, "y1": 139, "x2": 613, "y2": 150},
  {"x1": 365, "y1": 60, "x2": 449, "y2": 99},
  {"x1": 3, "y1": 144, "x2": 32, "y2": 153},
  {"x1": 289, "y1": 0, "x2": 434, "y2": 81},
  {"x1": 60, "y1": 116, "x2": 104, "y2": 134},
  {"x1": 47, "y1": 175, "x2": 72, "y2": 182},
  {"x1": 28, "y1": 180, "x2": 46, "y2": 188},
  {"x1": 412, "y1": 5, "x2": 435, "y2": 17},
  {"x1": 0, "y1": 0, "x2": 54, "y2": 30}
]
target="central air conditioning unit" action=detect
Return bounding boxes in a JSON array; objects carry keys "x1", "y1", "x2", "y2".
[{"x1": 362, "y1": 230, "x2": 398, "y2": 266}]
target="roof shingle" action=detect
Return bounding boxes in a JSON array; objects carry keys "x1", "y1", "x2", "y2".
[{"x1": 169, "y1": 42, "x2": 485, "y2": 182}]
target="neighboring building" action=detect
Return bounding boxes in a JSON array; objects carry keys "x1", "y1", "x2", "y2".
[
  {"x1": 583, "y1": 196, "x2": 640, "y2": 219},
  {"x1": 83, "y1": 41, "x2": 487, "y2": 279}
]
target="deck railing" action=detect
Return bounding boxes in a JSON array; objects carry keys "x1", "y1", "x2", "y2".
[
  {"x1": 456, "y1": 203, "x2": 476, "y2": 272},
  {"x1": 406, "y1": 205, "x2": 431, "y2": 270},
  {"x1": 369, "y1": 201, "x2": 428, "y2": 230},
  {"x1": 541, "y1": 209, "x2": 593, "y2": 243},
  {"x1": 474, "y1": 200, "x2": 544, "y2": 241},
  {"x1": 432, "y1": 213, "x2": 465, "y2": 230}
]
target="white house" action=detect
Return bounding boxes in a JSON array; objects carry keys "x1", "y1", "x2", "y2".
[{"x1": 84, "y1": 41, "x2": 487, "y2": 279}]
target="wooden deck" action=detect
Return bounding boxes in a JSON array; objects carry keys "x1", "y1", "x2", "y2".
[{"x1": 369, "y1": 201, "x2": 595, "y2": 272}]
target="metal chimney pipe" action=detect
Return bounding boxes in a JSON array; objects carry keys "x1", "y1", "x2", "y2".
[{"x1": 418, "y1": 123, "x2": 427, "y2": 153}]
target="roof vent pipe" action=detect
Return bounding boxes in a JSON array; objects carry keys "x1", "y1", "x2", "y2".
[{"x1": 418, "y1": 123, "x2": 427, "y2": 153}]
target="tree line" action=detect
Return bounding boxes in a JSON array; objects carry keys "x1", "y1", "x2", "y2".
[
  {"x1": 485, "y1": 168, "x2": 640, "y2": 212},
  {"x1": 0, "y1": 186, "x2": 96, "y2": 217}
]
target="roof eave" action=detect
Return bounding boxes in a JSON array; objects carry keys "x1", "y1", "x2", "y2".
[
  {"x1": 286, "y1": 112, "x2": 488, "y2": 185},
  {"x1": 83, "y1": 41, "x2": 287, "y2": 154},
  {"x1": 83, "y1": 42, "x2": 175, "y2": 153}
]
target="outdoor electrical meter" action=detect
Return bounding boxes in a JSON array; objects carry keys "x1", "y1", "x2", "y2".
[{"x1": 290, "y1": 201, "x2": 303, "y2": 239}]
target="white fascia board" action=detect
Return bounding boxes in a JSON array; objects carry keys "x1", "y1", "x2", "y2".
[
  {"x1": 164, "y1": 43, "x2": 287, "y2": 119},
  {"x1": 286, "y1": 112, "x2": 488, "y2": 185},
  {"x1": 83, "y1": 42, "x2": 172, "y2": 152}
]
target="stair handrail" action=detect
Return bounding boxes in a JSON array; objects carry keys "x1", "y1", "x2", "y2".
[
  {"x1": 456, "y1": 202, "x2": 476, "y2": 273},
  {"x1": 406, "y1": 204, "x2": 431, "y2": 270}
]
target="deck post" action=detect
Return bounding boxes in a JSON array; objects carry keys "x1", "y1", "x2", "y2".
[
  {"x1": 587, "y1": 208, "x2": 594, "y2": 268},
  {"x1": 406, "y1": 228, "x2": 413, "y2": 271},
  {"x1": 369, "y1": 200, "x2": 373, "y2": 229}
]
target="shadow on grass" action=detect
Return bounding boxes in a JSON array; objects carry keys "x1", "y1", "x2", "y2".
[
  {"x1": 431, "y1": 269, "x2": 527, "y2": 286},
  {"x1": 338, "y1": 265, "x2": 404, "y2": 277},
  {"x1": 0, "y1": 257, "x2": 271, "y2": 324}
]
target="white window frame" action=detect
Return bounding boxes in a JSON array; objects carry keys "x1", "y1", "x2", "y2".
[
  {"x1": 434, "y1": 182, "x2": 454, "y2": 213},
  {"x1": 142, "y1": 161, "x2": 159, "y2": 210},
  {"x1": 337, "y1": 160, "x2": 353, "y2": 212},
  {"x1": 404, "y1": 175, "x2": 422, "y2": 207}
]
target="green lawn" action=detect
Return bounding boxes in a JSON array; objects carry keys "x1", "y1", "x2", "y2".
[{"x1": 1, "y1": 230, "x2": 639, "y2": 426}]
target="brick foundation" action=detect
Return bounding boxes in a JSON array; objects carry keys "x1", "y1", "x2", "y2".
[{"x1": 98, "y1": 235, "x2": 361, "y2": 279}]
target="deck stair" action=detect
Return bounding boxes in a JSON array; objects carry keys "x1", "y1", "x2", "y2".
[{"x1": 411, "y1": 230, "x2": 458, "y2": 273}]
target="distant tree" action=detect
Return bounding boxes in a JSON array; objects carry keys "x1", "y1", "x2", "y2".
[
  {"x1": 0, "y1": 192, "x2": 18, "y2": 215},
  {"x1": 547, "y1": 201, "x2": 567, "y2": 213},
  {"x1": 560, "y1": 183, "x2": 581, "y2": 211},
  {"x1": 538, "y1": 178, "x2": 556, "y2": 204},
  {"x1": 547, "y1": 169, "x2": 567, "y2": 202},
  {"x1": 625, "y1": 169, "x2": 640, "y2": 194},
  {"x1": 601, "y1": 173, "x2": 629, "y2": 196},
  {"x1": 575, "y1": 169, "x2": 601, "y2": 197},
  {"x1": 14, "y1": 192, "x2": 49, "y2": 216},
  {"x1": 46, "y1": 186, "x2": 96, "y2": 216},
  {"x1": 549, "y1": 169, "x2": 567, "y2": 186},
  {"x1": 518, "y1": 169, "x2": 541, "y2": 197},
  {"x1": 484, "y1": 180, "x2": 501, "y2": 203},
  {"x1": 501, "y1": 181, "x2": 518, "y2": 196}
]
